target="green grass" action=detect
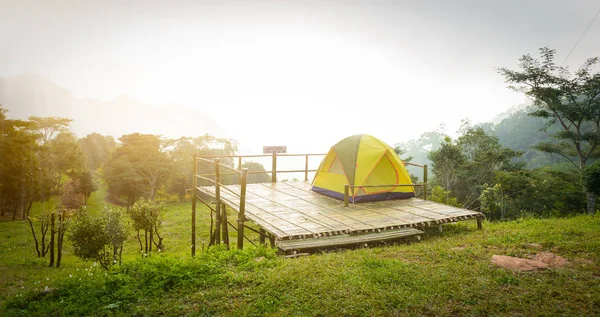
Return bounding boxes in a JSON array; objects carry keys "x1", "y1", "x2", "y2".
[{"x1": 1, "y1": 191, "x2": 599, "y2": 316}]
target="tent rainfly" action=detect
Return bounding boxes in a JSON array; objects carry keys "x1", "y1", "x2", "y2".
[{"x1": 311, "y1": 134, "x2": 415, "y2": 203}]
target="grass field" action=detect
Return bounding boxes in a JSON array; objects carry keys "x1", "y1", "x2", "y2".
[{"x1": 1, "y1": 186, "x2": 599, "y2": 316}]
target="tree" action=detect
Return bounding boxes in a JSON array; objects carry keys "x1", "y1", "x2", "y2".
[
  {"x1": 499, "y1": 47, "x2": 600, "y2": 213},
  {"x1": 0, "y1": 106, "x2": 40, "y2": 219},
  {"x1": 428, "y1": 136, "x2": 465, "y2": 191},
  {"x1": 130, "y1": 199, "x2": 164, "y2": 254},
  {"x1": 28, "y1": 116, "x2": 72, "y2": 146},
  {"x1": 78, "y1": 133, "x2": 117, "y2": 171},
  {"x1": 73, "y1": 169, "x2": 98, "y2": 205},
  {"x1": 104, "y1": 134, "x2": 173, "y2": 207},
  {"x1": 242, "y1": 161, "x2": 271, "y2": 184},
  {"x1": 583, "y1": 161, "x2": 600, "y2": 197}
]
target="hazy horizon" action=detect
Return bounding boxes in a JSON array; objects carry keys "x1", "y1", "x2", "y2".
[{"x1": 2, "y1": 0, "x2": 599, "y2": 153}]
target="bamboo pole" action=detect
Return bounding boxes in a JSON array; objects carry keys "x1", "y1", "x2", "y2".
[
  {"x1": 260, "y1": 228, "x2": 266, "y2": 245},
  {"x1": 222, "y1": 204, "x2": 229, "y2": 249},
  {"x1": 271, "y1": 153, "x2": 277, "y2": 183},
  {"x1": 344, "y1": 185, "x2": 349, "y2": 207},
  {"x1": 214, "y1": 158, "x2": 221, "y2": 245},
  {"x1": 304, "y1": 154, "x2": 309, "y2": 181},
  {"x1": 238, "y1": 168, "x2": 248, "y2": 249},
  {"x1": 423, "y1": 164, "x2": 428, "y2": 200},
  {"x1": 192, "y1": 155, "x2": 197, "y2": 257},
  {"x1": 238, "y1": 156, "x2": 243, "y2": 184}
]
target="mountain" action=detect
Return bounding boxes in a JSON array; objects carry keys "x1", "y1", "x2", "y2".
[{"x1": 0, "y1": 73, "x2": 228, "y2": 139}]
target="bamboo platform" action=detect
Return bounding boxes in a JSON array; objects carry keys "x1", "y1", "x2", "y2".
[{"x1": 197, "y1": 181, "x2": 483, "y2": 251}]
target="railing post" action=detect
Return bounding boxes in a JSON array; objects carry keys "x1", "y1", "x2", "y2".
[
  {"x1": 214, "y1": 158, "x2": 221, "y2": 245},
  {"x1": 423, "y1": 164, "x2": 428, "y2": 200},
  {"x1": 304, "y1": 154, "x2": 309, "y2": 181},
  {"x1": 238, "y1": 156, "x2": 242, "y2": 184},
  {"x1": 191, "y1": 155, "x2": 197, "y2": 257},
  {"x1": 344, "y1": 184, "x2": 349, "y2": 207},
  {"x1": 238, "y1": 168, "x2": 248, "y2": 249},
  {"x1": 222, "y1": 204, "x2": 229, "y2": 249},
  {"x1": 260, "y1": 228, "x2": 266, "y2": 245},
  {"x1": 271, "y1": 153, "x2": 277, "y2": 183}
]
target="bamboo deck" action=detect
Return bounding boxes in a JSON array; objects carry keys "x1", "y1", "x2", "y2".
[{"x1": 197, "y1": 181, "x2": 483, "y2": 250}]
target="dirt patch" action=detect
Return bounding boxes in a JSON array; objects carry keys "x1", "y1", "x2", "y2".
[
  {"x1": 533, "y1": 251, "x2": 569, "y2": 268},
  {"x1": 492, "y1": 252, "x2": 569, "y2": 272},
  {"x1": 491, "y1": 255, "x2": 548, "y2": 271}
]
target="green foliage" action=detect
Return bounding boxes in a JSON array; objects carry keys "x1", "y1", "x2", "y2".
[
  {"x1": 242, "y1": 161, "x2": 271, "y2": 184},
  {"x1": 78, "y1": 132, "x2": 116, "y2": 171},
  {"x1": 3, "y1": 214, "x2": 600, "y2": 316},
  {"x1": 428, "y1": 125, "x2": 521, "y2": 211},
  {"x1": 583, "y1": 161, "x2": 600, "y2": 195},
  {"x1": 499, "y1": 47, "x2": 600, "y2": 213},
  {"x1": 428, "y1": 185, "x2": 459, "y2": 207},
  {"x1": 130, "y1": 198, "x2": 163, "y2": 253},
  {"x1": 69, "y1": 206, "x2": 128, "y2": 269}
]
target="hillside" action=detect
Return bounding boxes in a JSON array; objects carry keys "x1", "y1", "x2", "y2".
[
  {"x1": 0, "y1": 73, "x2": 228, "y2": 139},
  {"x1": 1, "y1": 196, "x2": 598, "y2": 316}
]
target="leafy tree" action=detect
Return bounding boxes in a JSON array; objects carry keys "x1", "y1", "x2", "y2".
[
  {"x1": 428, "y1": 125, "x2": 521, "y2": 211},
  {"x1": 130, "y1": 198, "x2": 163, "y2": 253},
  {"x1": 73, "y1": 169, "x2": 98, "y2": 205},
  {"x1": 242, "y1": 161, "x2": 271, "y2": 184},
  {"x1": 0, "y1": 106, "x2": 40, "y2": 219},
  {"x1": 60, "y1": 179, "x2": 83, "y2": 210},
  {"x1": 28, "y1": 116, "x2": 72, "y2": 146},
  {"x1": 69, "y1": 206, "x2": 128, "y2": 270},
  {"x1": 78, "y1": 133, "x2": 117, "y2": 171},
  {"x1": 499, "y1": 47, "x2": 600, "y2": 213},
  {"x1": 428, "y1": 136, "x2": 465, "y2": 191},
  {"x1": 104, "y1": 134, "x2": 173, "y2": 207},
  {"x1": 583, "y1": 161, "x2": 600, "y2": 196}
]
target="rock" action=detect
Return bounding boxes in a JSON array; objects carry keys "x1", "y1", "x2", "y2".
[
  {"x1": 533, "y1": 252, "x2": 568, "y2": 268},
  {"x1": 254, "y1": 256, "x2": 265, "y2": 262},
  {"x1": 491, "y1": 255, "x2": 548, "y2": 271}
]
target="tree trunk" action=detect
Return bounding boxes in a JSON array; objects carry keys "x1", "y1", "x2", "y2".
[
  {"x1": 587, "y1": 191, "x2": 596, "y2": 215},
  {"x1": 49, "y1": 212, "x2": 55, "y2": 267},
  {"x1": 27, "y1": 216, "x2": 41, "y2": 257}
]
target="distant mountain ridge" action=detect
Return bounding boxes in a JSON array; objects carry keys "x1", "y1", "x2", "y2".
[{"x1": 0, "y1": 73, "x2": 229, "y2": 139}]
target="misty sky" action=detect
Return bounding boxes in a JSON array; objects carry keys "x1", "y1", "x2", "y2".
[{"x1": 1, "y1": 0, "x2": 600, "y2": 153}]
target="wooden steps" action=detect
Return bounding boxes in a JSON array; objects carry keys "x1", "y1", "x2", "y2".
[{"x1": 277, "y1": 227, "x2": 424, "y2": 253}]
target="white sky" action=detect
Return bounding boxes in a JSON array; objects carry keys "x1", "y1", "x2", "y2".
[{"x1": 1, "y1": 0, "x2": 599, "y2": 153}]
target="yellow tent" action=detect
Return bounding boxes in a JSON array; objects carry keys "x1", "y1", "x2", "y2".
[{"x1": 311, "y1": 134, "x2": 415, "y2": 203}]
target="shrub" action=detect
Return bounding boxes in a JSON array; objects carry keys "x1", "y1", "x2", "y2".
[{"x1": 69, "y1": 206, "x2": 128, "y2": 269}]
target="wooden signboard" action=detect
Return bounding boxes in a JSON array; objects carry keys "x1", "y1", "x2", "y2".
[{"x1": 263, "y1": 146, "x2": 287, "y2": 154}]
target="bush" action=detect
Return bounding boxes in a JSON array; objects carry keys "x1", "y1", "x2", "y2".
[{"x1": 69, "y1": 206, "x2": 128, "y2": 269}]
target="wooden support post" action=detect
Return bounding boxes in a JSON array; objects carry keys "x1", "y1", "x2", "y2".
[
  {"x1": 269, "y1": 236, "x2": 275, "y2": 248},
  {"x1": 214, "y1": 158, "x2": 221, "y2": 245},
  {"x1": 238, "y1": 168, "x2": 248, "y2": 249},
  {"x1": 238, "y1": 156, "x2": 242, "y2": 184},
  {"x1": 222, "y1": 204, "x2": 229, "y2": 248},
  {"x1": 344, "y1": 185, "x2": 349, "y2": 207},
  {"x1": 271, "y1": 153, "x2": 277, "y2": 183},
  {"x1": 477, "y1": 216, "x2": 483, "y2": 230},
  {"x1": 192, "y1": 156, "x2": 197, "y2": 256},
  {"x1": 260, "y1": 228, "x2": 266, "y2": 245},
  {"x1": 423, "y1": 164, "x2": 428, "y2": 200},
  {"x1": 304, "y1": 154, "x2": 309, "y2": 181}
]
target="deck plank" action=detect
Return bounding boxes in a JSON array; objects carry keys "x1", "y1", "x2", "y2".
[{"x1": 197, "y1": 181, "x2": 482, "y2": 241}]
